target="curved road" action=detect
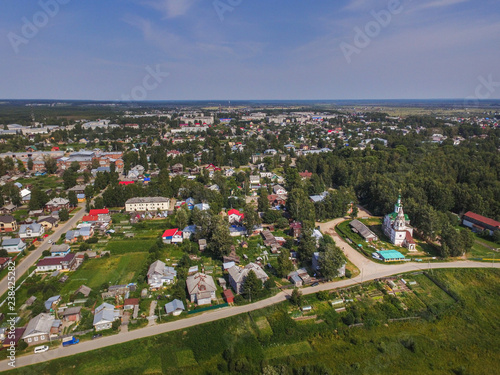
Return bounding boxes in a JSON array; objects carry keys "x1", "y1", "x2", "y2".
[
  {"x1": 0, "y1": 203, "x2": 87, "y2": 300},
  {"x1": 2, "y1": 211, "x2": 499, "y2": 371}
]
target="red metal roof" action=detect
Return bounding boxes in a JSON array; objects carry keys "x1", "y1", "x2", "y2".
[
  {"x1": 464, "y1": 211, "x2": 500, "y2": 229},
  {"x1": 82, "y1": 215, "x2": 98, "y2": 222},
  {"x1": 162, "y1": 228, "x2": 179, "y2": 238},
  {"x1": 89, "y1": 209, "x2": 109, "y2": 215},
  {"x1": 228, "y1": 209, "x2": 244, "y2": 217},
  {"x1": 119, "y1": 181, "x2": 135, "y2": 185}
]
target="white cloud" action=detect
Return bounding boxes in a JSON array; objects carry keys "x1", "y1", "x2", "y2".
[
  {"x1": 141, "y1": 0, "x2": 198, "y2": 18},
  {"x1": 412, "y1": 0, "x2": 470, "y2": 12}
]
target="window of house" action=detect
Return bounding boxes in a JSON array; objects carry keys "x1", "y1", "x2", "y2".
[{"x1": 34, "y1": 337, "x2": 38, "y2": 341}]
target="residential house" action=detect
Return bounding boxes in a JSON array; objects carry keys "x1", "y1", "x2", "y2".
[
  {"x1": 186, "y1": 273, "x2": 217, "y2": 305},
  {"x1": 310, "y1": 191, "x2": 328, "y2": 203},
  {"x1": 249, "y1": 175, "x2": 260, "y2": 186},
  {"x1": 21, "y1": 313, "x2": 56, "y2": 345},
  {"x1": 170, "y1": 163, "x2": 184, "y2": 174},
  {"x1": 45, "y1": 197, "x2": 70, "y2": 212},
  {"x1": 37, "y1": 216, "x2": 58, "y2": 230},
  {"x1": 44, "y1": 295, "x2": 61, "y2": 311},
  {"x1": 124, "y1": 298, "x2": 140, "y2": 310},
  {"x1": 0, "y1": 257, "x2": 11, "y2": 270},
  {"x1": 194, "y1": 203, "x2": 210, "y2": 211},
  {"x1": 49, "y1": 244, "x2": 71, "y2": 257},
  {"x1": 182, "y1": 225, "x2": 197, "y2": 239},
  {"x1": 273, "y1": 185, "x2": 287, "y2": 195},
  {"x1": 1, "y1": 238, "x2": 26, "y2": 254},
  {"x1": 36, "y1": 253, "x2": 76, "y2": 273},
  {"x1": 228, "y1": 263, "x2": 269, "y2": 295},
  {"x1": 65, "y1": 226, "x2": 93, "y2": 243},
  {"x1": 228, "y1": 209, "x2": 244, "y2": 224},
  {"x1": 0, "y1": 204, "x2": 17, "y2": 215},
  {"x1": 198, "y1": 239, "x2": 207, "y2": 251},
  {"x1": 61, "y1": 306, "x2": 82, "y2": 322},
  {"x1": 290, "y1": 222, "x2": 302, "y2": 238},
  {"x1": 75, "y1": 285, "x2": 92, "y2": 297},
  {"x1": 162, "y1": 228, "x2": 183, "y2": 244},
  {"x1": 88, "y1": 208, "x2": 109, "y2": 217},
  {"x1": 19, "y1": 223, "x2": 44, "y2": 239},
  {"x1": 147, "y1": 260, "x2": 177, "y2": 289},
  {"x1": 299, "y1": 170, "x2": 313, "y2": 179},
  {"x1": 93, "y1": 303, "x2": 120, "y2": 331},
  {"x1": 164, "y1": 299, "x2": 185, "y2": 316},
  {"x1": 312, "y1": 252, "x2": 346, "y2": 277},
  {"x1": 0, "y1": 216, "x2": 17, "y2": 233},
  {"x1": 229, "y1": 225, "x2": 247, "y2": 237}
]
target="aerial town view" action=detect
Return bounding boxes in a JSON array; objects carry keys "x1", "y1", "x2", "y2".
[{"x1": 0, "y1": 1, "x2": 499, "y2": 374}]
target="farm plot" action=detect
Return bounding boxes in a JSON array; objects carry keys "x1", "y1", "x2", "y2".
[
  {"x1": 410, "y1": 274, "x2": 455, "y2": 308},
  {"x1": 264, "y1": 341, "x2": 313, "y2": 360}
]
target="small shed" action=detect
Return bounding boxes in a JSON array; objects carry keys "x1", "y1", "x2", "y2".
[
  {"x1": 223, "y1": 289, "x2": 234, "y2": 303},
  {"x1": 218, "y1": 278, "x2": 227, "y2": 289}
]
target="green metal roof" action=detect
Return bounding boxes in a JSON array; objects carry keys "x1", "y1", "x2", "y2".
[{"x1": 378, "y1": 250, "x2": 405, "y2": 259}]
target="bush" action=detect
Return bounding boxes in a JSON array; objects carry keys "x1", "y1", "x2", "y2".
[
  {"x1": 345, "y1": 269, "x2": 352, "y2": 278},
  {"x1": 316, "y1": 290, "x2": 330, "y2": 301},
  {"x1": 112, "y1": 319, "x2": 121, "y2": 331},
  {"x1": 17, "y1": 341, "x2": 28, "y2": 351}
]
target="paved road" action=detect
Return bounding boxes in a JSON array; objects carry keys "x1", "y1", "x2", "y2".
[
  {"x1": 2, "y1": 208, "x2": 499, "y2": 371},
  {"x1": 2, "y1": 260, "x2": 499, "y2": 372},
  {"x1": 0, "y1": 204, "x2": 87, "y2": 299}
]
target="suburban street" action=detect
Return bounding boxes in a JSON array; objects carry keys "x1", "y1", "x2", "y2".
[{"x1": 0, "y1": 203, "x2": 87, "y2": 299}]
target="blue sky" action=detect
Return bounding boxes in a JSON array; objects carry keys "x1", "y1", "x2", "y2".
[{"x1": 1, "y1": 0, "x2": 499, "y2": 100}]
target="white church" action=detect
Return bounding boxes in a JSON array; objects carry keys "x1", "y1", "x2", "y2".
[{"x1": 382, "y1": 196, "x2": 416, "y2": 251}]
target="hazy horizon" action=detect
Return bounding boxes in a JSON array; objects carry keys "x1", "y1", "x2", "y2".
[{"x1": 1, "y1": 0, "x2": 500, "y2": 101}]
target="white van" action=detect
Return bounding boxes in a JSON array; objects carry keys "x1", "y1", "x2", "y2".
[{"x1": 34, "y1": 345, "x2": 49, "y2": 354}]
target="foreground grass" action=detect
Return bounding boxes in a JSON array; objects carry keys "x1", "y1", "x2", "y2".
[{"x1": 7, "y1": 268, "x2": 500, "y2": 375}]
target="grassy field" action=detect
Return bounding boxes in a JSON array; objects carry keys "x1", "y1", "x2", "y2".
[
  {"x1": 468, "y1": 236, "x2": 500, "y2": 259},
  {"x1": 8, "y1": 268, "x2": 500, "y2": 375},
  {"x1": 59, "y1": 252, "x2": 148, "y2": 293},
  {"x1": 409, "y1": 273, "x2": 456, "y2": 308}
]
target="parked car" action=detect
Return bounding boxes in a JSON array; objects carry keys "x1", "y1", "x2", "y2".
[
  {"x1": 34, "y1": 345, "x2": 49, "y2": 354},
  {"x1": 92, "y1": 334, "x2": 102, "y2": 340},
  {"x1": 311, "y1": 282, "x2": 319, "y2": 287}
]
